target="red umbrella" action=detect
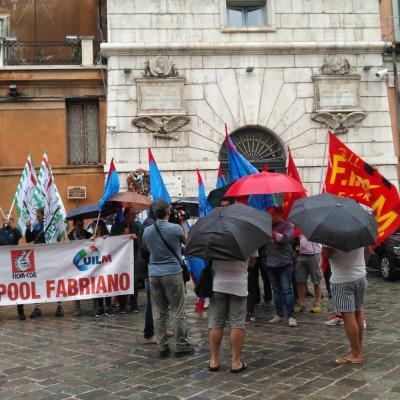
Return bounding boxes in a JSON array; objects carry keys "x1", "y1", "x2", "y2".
[
  {"x1": 107, "y1": 192, "x2": 152, "y2": 209},
  {"x1": 225, "y1": 171, "x2": 307, "y2": 197}
]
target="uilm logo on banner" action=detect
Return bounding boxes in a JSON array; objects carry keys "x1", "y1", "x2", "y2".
[
  {"x1": 11, "y1": 249, "x2": 37, "y2": 279},
  {"x1": 73, "y1": 245, "x2": 113, "y2": 272}
]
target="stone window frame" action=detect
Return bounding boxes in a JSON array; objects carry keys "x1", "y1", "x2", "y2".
[{"x1": 220, "y1": 0, "x2": 276, "y2": 32}]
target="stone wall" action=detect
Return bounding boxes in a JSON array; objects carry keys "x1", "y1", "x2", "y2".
[{"x1": 104, "y1": 0, "x2": 397, "y2": 197}]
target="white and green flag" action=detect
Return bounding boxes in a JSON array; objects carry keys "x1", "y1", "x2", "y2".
[
  {"x1": 14, "y1": 154, "x2": 39, "y2": 234},
  {"x1": 35, "y1": 153, "x2": 67, "y2": 243}
]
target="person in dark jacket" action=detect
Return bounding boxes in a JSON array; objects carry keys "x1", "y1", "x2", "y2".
[
  {"x1": 67, "y1": 217, "x2": 92, "y2": 316},
  {"x1": 261, "y1": 206, "x2": 297, "y2": 327},
  {"x1": 25, "y1": 208, "x2": 64, "y2": 318},
  {"x1": 137, "y1": 208, "x2": 156, "y2": 343},
  {"x1": 110, "y1": 207, "x2": 141, "y2": 313},
  {"x1": 0, "y1": 213, "x2": 25, "y2": 320}
]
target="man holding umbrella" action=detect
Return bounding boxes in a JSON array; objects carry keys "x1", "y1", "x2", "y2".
[
  {"x1": 288, "y1": 193, "x2": 379, "y2": 364},
  {"x1": 184, "y1": 202, "x2": 273, "y2": 371},
  {"x1": 322, "y1": 246, "x2": 370, "y2": 364}
]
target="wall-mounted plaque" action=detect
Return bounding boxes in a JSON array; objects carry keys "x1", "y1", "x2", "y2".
[
  {"x1": 164, "y1": 176, "x2": 183, "y2": 198},
  {"x1": 313, "y1": 75, "x2": 362, "y2": 112},
  {"x1": 136, "y1": 78, "x2": 186, "y2": 116},
  {"x1": 67, "y1": 186, "x2": 87, "y2": 199}
]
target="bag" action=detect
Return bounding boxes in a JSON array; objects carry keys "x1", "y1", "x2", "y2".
[
  {"x1": 154, "y1": 223, "x2": 190, "y2": 283},
  {"x1": 194, "y1": 262, "x2": 213, "y2": 298},
  {"x1": 180, "y1": 260, "x2": 191, "y2": 283}
]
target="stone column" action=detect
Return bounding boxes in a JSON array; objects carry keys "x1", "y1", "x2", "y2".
[{"x1": 80, "y1": 36, "x2": 94, "y2": 66}]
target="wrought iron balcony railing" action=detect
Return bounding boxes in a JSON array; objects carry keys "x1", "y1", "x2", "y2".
[{"x1": 0, "y1": 39, "x2": 100, "y2": 66}]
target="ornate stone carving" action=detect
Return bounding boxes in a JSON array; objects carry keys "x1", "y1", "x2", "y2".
[
  {"x1": 132, "y1": 115, "x2": 190, "y2": 140},
  {"x1": 311, "y1": 111, "x2": 366, "y2": 134},
  {"x1": 319, "y1": 56, "x2": 353, "y2": 76},
  {"x1": 312, "y1": 57, "x2": 366, "y2": 133},
  {"x1": 144, "y1": 56, "x2": 178, "y2": 78}
]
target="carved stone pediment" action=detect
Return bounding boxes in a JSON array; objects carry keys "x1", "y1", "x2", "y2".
[
  {"x1": 311, "y1": 111, "x2": 366, "y2": 134},
  {"x1": 143, "y1": 56, "x2": 178, "y2": 78},
  {"x1": 312, "y1": 57, "x2": 366, "y2": 133},
  {"x1": 132, "y1": 115, "x2": 190, "y2": 140},
  {"x1": 319, "y1": 56, "x2": 354, "y2": 76}
]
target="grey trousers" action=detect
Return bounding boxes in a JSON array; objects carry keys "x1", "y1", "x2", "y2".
[{"x1": 149, "y1": 273, "x2": 190, "y2": 352}]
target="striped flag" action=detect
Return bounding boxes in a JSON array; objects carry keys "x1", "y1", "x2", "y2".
[
  {"x1": 99, "y1": 158, "x2": 120, "y2": 210},
  {"x1": 35, "y1": 153, "x2": 67, "y2": 243},
  {"x1": 197, "y1": 169, "x2": 212, "y2": 217},
  {"x1": 14, "y1": 154, "x2": 38, "y2": 234},
  {"x1": 216, "y1": 163, "x2": 227, "y2": 188},
  {"x1": 148, "y1": 148, "x2": 171, "y2": 203}
]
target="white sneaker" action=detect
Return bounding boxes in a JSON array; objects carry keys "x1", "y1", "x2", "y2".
[
  {"x1": 204, "y1": 298, "x2": 210, "y2": 309},
  {"x1": 325, "y1": 316, "x2": 344, "y2": 326},
  {"x1": 288, "y1": 317, "x2": 297, "y2": 327},
  {"x1": 268, "y1": 315, "x2": 284, "y2": 324},
  {"x1": 143, "y1": 336, "x2": 157, "y2": 345}
]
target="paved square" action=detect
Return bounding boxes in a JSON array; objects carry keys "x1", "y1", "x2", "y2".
[{"x1": 0, "y1": 273, "x2": 399, "y2": 400}]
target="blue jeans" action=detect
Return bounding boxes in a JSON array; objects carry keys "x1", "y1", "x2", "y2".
[
  {"x1": 144, "y1": 278, "x2": 154, "y2": 339},
  {"x1": 265, "y1": 264, "x2": 295, "y2": 318}
]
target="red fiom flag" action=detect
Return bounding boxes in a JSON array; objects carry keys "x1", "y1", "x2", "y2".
[
  {"x1": 282, "y1": 147, "x2": 307, "y2": 220},
  {"x1": 324, "y1": 132, "x2": 400, "y2": 243}
]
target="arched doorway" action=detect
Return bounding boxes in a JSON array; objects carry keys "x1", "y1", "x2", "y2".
[{"x1": 219, "y1": 125, "x2": 286, "y2": 180}]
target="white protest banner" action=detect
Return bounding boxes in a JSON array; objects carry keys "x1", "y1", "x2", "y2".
[{"x1": 0, "y1": 235, "x2": 133, "y2": 306}]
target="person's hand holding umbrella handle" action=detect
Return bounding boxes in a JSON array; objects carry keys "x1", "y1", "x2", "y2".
[{"x1": 177, "y1": 211, "x2": 188, "y2": 242}]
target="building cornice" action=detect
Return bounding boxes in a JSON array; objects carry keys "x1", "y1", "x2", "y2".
[{"x1": 101, "y1": 41, "x2": 389, "y2": 57}]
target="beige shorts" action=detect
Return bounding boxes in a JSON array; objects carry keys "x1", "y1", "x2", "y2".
[
  {"x1": 295, "y1": 254, "x2": 322, "y2": 284},
  {"x1": 208, "y1": 291, "x2": 247, "y2": 330}
]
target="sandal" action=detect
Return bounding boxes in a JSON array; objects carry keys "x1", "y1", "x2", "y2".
[
  {"x1": 208, "y1": 361, "x2": 219, "y2": 372},
  {"x1": 230, "y1": 361, "x2": 247, "y2": 373},
  {"x1": 335, "y1": 356, "x2": 363, "y2": 365}
]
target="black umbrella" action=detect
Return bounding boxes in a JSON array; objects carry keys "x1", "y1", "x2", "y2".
[
  {"x1": 185, "y1": 203, "x2": 272, "y2": 261},
  {"x1": 207, "y1": 182, "x2": 234, "y2": 208},
  {"x1": 288, "y1": 193, "x2": 378, "y2": 251},
  {"x1": 172, "y1": 197, "x2": 199, "y2": 218},
  {"x1": 66, "y1": 202, "x2": 121, "y2": 221}
]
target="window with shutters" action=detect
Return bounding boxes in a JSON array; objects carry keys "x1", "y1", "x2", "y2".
[
  {"x1": 220, "y1": 0, "x2": 275, "y2": 32},
  {"x1": 67, "y1": 99, "x2": 100, "y2": 165}
]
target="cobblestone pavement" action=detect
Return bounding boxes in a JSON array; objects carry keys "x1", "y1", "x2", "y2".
[{"x1": 0, "y1": 272, "x2": 399, "y2": 400}]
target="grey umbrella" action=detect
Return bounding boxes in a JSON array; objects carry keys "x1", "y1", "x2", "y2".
[
  {"x1": 288, "y1": 193, "x2": 378, "y2": 251},
  {"x1": 184, "y1": 203, "x2": 272, "y2": 261}
]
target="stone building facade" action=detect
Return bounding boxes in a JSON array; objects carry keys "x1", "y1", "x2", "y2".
[{"x1": 102, "y1": 0, "x2": 398, "y2": 198}]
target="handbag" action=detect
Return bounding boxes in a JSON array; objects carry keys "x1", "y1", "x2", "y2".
[
  {"x1": 194, "y1": 261, "x2": 213, "y2": 298},
  {"x1": 154, "y1": 223, "x2": 191, "y2": 283}
]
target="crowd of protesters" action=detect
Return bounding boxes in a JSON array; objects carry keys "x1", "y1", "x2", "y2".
[{"x1": 0, "y1": 198, "x2": 370, "y2": 367}]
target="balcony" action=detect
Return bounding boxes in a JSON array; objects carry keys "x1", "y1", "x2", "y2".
[{"x1": 0, "y1": 37, "x2": 101, "y2": 67}]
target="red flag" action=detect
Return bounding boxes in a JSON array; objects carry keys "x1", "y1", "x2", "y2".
[
  {"x1": 282, "y1": 147, "x2": 307, "y2": 219},
  {"x1": 325, "y1": 132, "x2": 400, "y2": 243}
]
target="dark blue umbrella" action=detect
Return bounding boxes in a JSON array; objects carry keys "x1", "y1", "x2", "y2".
[
  {"x1": 66, "y1": 202, "x2": 120, "y2": 221},
  {"x1": 288, "y1": 193, "x2": 378, "y2": 251}
]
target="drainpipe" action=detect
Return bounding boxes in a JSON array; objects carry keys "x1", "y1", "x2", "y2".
[{"x1": 391, "y1": 43, "x2": 400, "y2": 183}]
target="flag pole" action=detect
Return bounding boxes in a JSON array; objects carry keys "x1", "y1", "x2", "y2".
[
  {"x1": 93, "y1": 211, "x2": 101, "y2": 237},
  {"x1": 319, "y1": 131, "x2": 330, "y2": 193},
  {"x1": 7, "y1": 197, "x2": 15, "y2": 219},
  {"x1": 0, "y1": 207, "x2": 6, "y2": 219}
]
